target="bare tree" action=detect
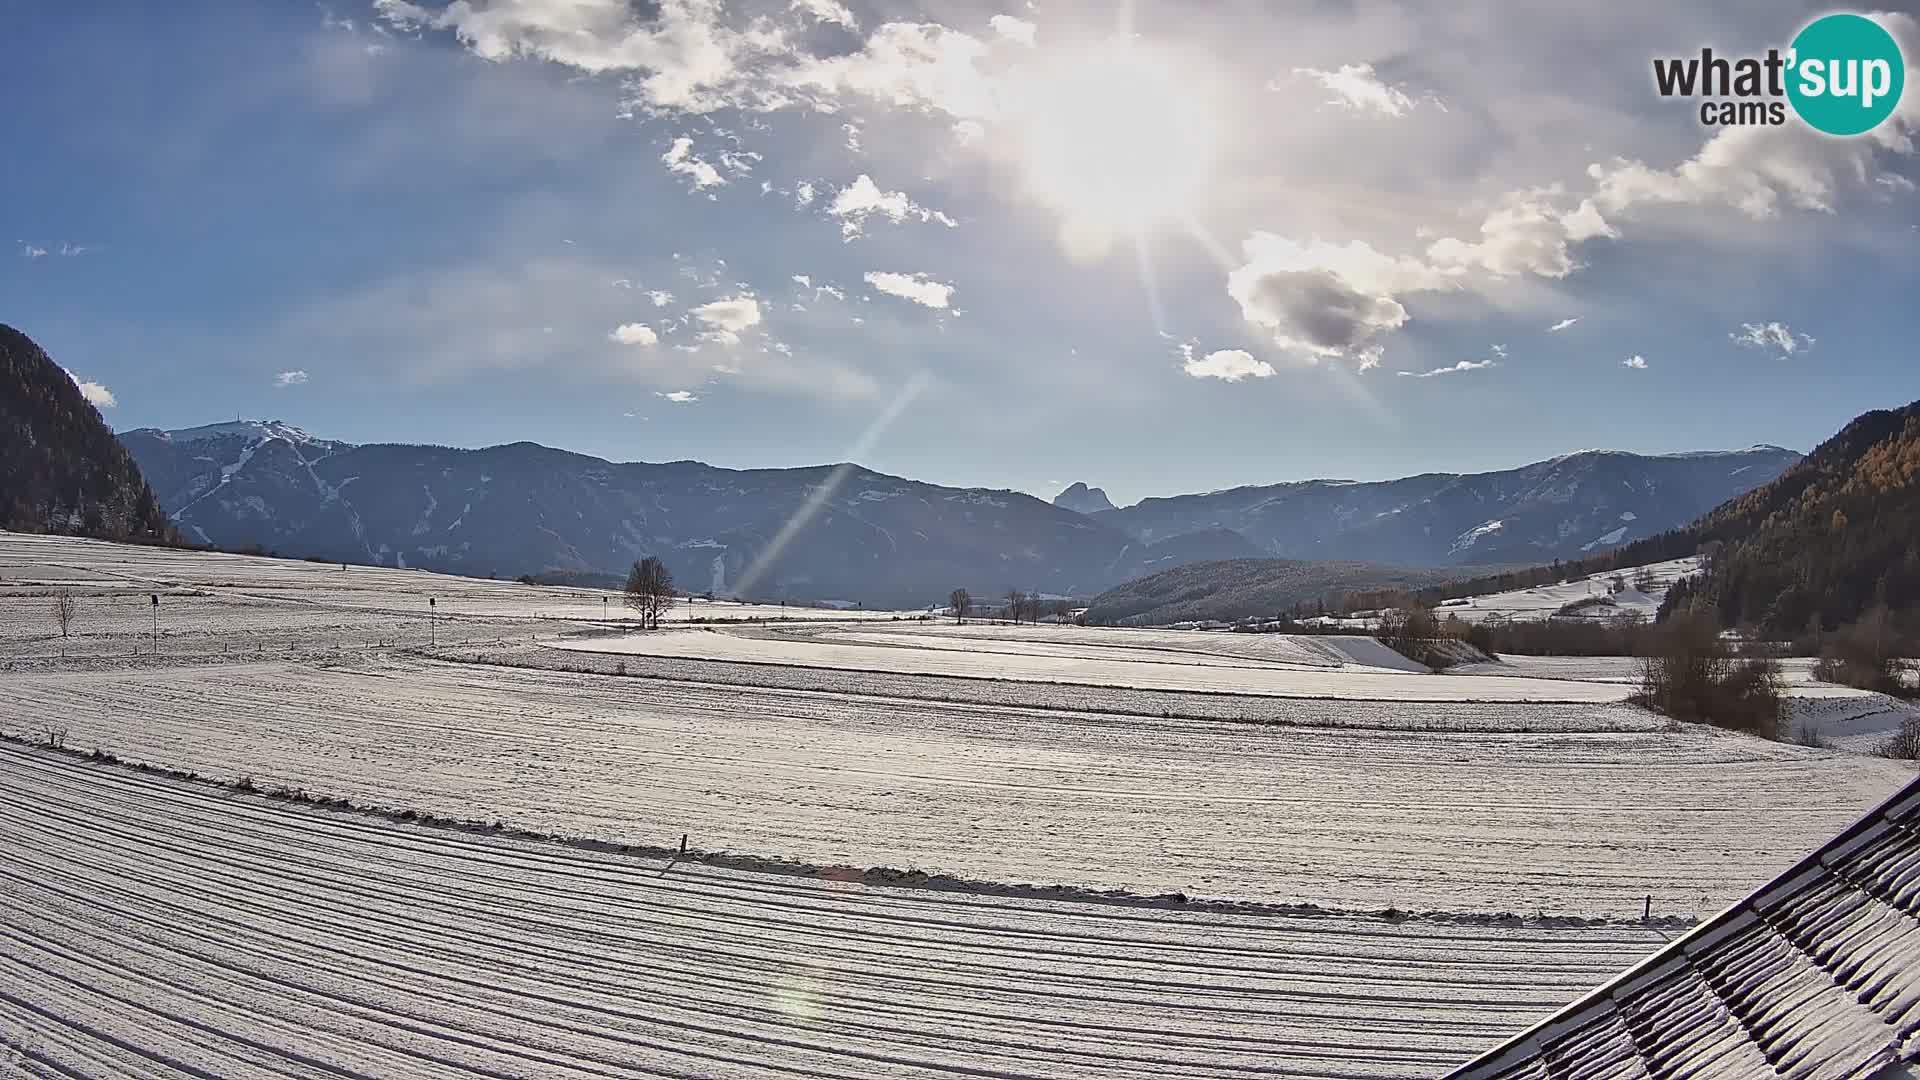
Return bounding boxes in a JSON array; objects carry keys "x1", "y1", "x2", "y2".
[
  {"x1": 1006, "y1": 589, "x2": 1027, "y2": 624},
  {"x1": 949, "y1": 588, "x2": 971, "y2": 624},
  {"x1": 1051, "y1": 599, "x2": 1074, "y2": 623},
  {"x1": 52, "y1": 589, "x2": 76, "y2": 640},
  {"x1": 624, "y1": 556, "x2": 677, "y2": 630}
]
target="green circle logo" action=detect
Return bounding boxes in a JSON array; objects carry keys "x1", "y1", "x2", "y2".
[{"x1": 1787, "y1": 13, "x2": 1905, "y2": 136}]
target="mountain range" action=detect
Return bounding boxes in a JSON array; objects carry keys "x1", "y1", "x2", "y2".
[
  {"x1": 116, "y1": 418, "x2": 1797, "y2": 607},
  {"x1": 1073, "y1": 445, "x2": 1801, "y2": 567}
]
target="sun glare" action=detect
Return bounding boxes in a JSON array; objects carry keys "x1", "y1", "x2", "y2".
[{"x1": 1009, "y1": 40, "x2": 1220, "y2": 259}]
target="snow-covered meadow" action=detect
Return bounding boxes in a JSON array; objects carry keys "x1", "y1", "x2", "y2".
[
  {"x1": 1431, "y1": 557, "x2": 1703, "y2": 624},
  {"x1": 557, "y1": 623, "x2": 1632, "y2": 702},
  {"x1": 0, "y1": 532, "x2": 926, "y2": 665},
  {"x1": 2, "y1": 533, "x2": 1915, "y2": 1076},
  {"x1": 0, "y1": 743, "x2": 1669, "y2": 1079}
]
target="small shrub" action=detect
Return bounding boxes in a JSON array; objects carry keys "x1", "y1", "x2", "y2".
[
  {"x1": 1878, "y1": 716, "x2": 1920, "y2": 760},
  {"x1": 1791, "y1": 720, "x2": 1830, "y2": 749},
  {"x1": 1555, "y1": 595, "x2": 1617, "y2": 617}
]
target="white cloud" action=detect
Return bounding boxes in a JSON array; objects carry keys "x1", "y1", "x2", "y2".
[
  {"x1": 1548, "y1": 317, "x2": 1580, "y2": 333},
  {"x1": 691, "y1": 295, "x2": 763, "y2": 332},
  {"x1": 1623, "y1": 355, "x2": 1648, "y2": 369},
  {"x1": 611, "y1": 323, "x2": 660, "y2": 346},
  {"x1": 1181, "y1": 346, "x2": 1273, "y2": 382},
  {"x1": 827, "y1": 174, "x2": 957, "y2": 240},
  {"x1": 1225, "y1": 235, "x2": 1445, "y2": 368},
  {"x1": 1288, "y1": 63, "x2": 1431, "y2": 118},
  {"x1": 1216, "y1": 14, "x2": 1914, "y2": 365},
  {"x1": 864, "y1": 270, "x2": 954, "y2": 308},
  {"x1": 1730, "y1": 321, "x2": 1815, "y2": 356},
  {"x1": 1399, "y1": 358, "x2": 1498, "y2": 379},
  {"x1": 1427, "y1": 189, "x2": 1615, "y2": 279},
  {"x1": 274, "y1": 369, "x2": 310, "y2": 387},
  {"x1": 662, "y1": 136, "x2": 725, "y2": 192},
  {"x1": 655, "y1": 389, "x2": 700, "y2": 403},
  {"x1": 791, "y1": 0, "x2": 855, "y2": 30},
  {"x1": 988, "y1": 14, "x2": 1036, "y2": 47},
  {"x1": 783, "y1": 22, "x2": 999, "y2": 122},
  {"x1": 379, "y1": 0, "x2": 802, "y2": 115},
  {"x1": 20, "y1": 244, "x2": 47, "y2": 259},
  {"x1": 794, "y1": 180, "x2": 817, "y2": 207},
  {"x1": 61, "y1": 368, "x2": 116, "y2": 408},
  {"x1": 646, "y1": 289, "x2": 675, "y2": 307}
]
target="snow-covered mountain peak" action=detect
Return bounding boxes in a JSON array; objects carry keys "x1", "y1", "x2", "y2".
[{"x1": 159, "y1": 420, "x2": 328, "y2": 447}]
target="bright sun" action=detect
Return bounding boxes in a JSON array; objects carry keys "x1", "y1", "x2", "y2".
[{"x1": 1009, "y1": 40, "x2": 1220, "y2": 259}]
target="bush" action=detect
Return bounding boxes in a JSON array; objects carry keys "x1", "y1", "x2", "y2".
[
  {"x1": 1811, "y1": 607, "x2": 1915, "y2": 695},
  {"x1": 1555, "y1": 596, "x2": 1617, "y2": 617},
  {"x1": 1473, "y1": 613, "x2": 1650, "y2": 657},
  {"x1": 1376, "y1": 607, "x2": 1495, "y2": 669},
  {"x1": 1879, "y1": 716, "x2": 1920, "y2": 759},
  {"x1": 1632, "y1": 605, "x2": 1784, "y2": 738}
]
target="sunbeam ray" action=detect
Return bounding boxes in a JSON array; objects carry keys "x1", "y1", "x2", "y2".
[{"x1": 733, "y1": 372, "x2": 932, "y2": 598}]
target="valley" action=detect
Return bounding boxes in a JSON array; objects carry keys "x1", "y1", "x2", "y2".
[{"x1": 3, "y1": 531, "x2": 1914, "y2": 1077}]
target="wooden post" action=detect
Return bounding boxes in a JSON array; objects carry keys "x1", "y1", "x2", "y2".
[
  {"x1": 679, "y1": 833, "x2": 688, "y2": 856},
  {"x1": 1643, "y1": 895, "x2": 1651, "y2": 921}
]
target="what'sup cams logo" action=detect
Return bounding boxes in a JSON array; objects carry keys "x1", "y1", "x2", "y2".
[{"x1": 1654, "y1": 13, "x2": 1905, "y2": 135}]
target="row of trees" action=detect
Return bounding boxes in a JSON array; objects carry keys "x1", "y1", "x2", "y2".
[{"x1": 945, "y1": 588, "x2": 1075, "y2": 624}]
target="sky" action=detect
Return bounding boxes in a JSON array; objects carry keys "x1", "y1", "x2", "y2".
[{"x1": 5, "y1": 1, "x2": 1918, "y2": 505}]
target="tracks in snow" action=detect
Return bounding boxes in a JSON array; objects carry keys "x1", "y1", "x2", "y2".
[{"x1": 0, "y1": 745, "x2": 1665, "y2": 1079}]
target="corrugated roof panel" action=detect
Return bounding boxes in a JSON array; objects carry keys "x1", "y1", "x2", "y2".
[
  {"x1": 1446, "y1": 776, "x2": 1920, "y2": 1080},
  {"x1": 1539, "y1": 1010, "x2": 1650, "y2": 1080},
  {"x1": 1617, "y1": 966, "x2": 1773, "y2": 1079},
  {"x1": 1694, "y1": 919, "x2": 1892, "y2": 1078}
]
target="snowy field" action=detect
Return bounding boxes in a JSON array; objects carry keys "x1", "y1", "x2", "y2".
[
  {"x1": 0, "y1": 532, "x2": 928, "y2": 664},
  {"x1": 1433, "y1": 557, "x2": 1702, "y2": 624},
  {"x1": 3, "y1": 653, "x2": 1906, "y2": 919},
  {"x1": 5, "y1": 534, "x2": 1918, "y2": 1075},
  {"x1": 0, "y1": 743, "x2": 1672, "y2": 1079},
  {"x1": 559, "y1": 625, "x2": 1632, "y2": 703},
  {"x1": 1453, "y1": 654, "x2": 1920, "y2": 751}
]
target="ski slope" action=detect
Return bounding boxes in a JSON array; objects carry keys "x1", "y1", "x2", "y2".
[{"x1": 3, "y1": 655, "x2": 1905, "y2": 919}]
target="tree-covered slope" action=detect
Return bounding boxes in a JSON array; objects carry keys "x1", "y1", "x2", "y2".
[{"x1": 0, "y1": 325, "x2": 174, "y2": 543}]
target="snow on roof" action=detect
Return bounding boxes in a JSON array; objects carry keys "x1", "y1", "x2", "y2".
[{"x1": 1447, "y1": 774, "x2": 1920, "y2": 1079}]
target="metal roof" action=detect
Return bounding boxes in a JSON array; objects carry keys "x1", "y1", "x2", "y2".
[{"x1": 1447, "y1": 775, "x2": 1920, "y2": 1080}]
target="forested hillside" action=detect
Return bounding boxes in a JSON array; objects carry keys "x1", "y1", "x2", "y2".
[
  {"x1": 1352, "y1": 401, "x2": 1920, "y2": 636},
  {"x1": 0, "y1": 325, "x2": 175, "y2": 543},
  {"x1": 1686, "y1": 402, "x2": 1920, "y2": 634}
]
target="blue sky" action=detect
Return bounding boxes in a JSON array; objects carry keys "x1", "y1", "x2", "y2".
[{"x1": 6, "y1": 1, "x2": 1918, "y2": 505}]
